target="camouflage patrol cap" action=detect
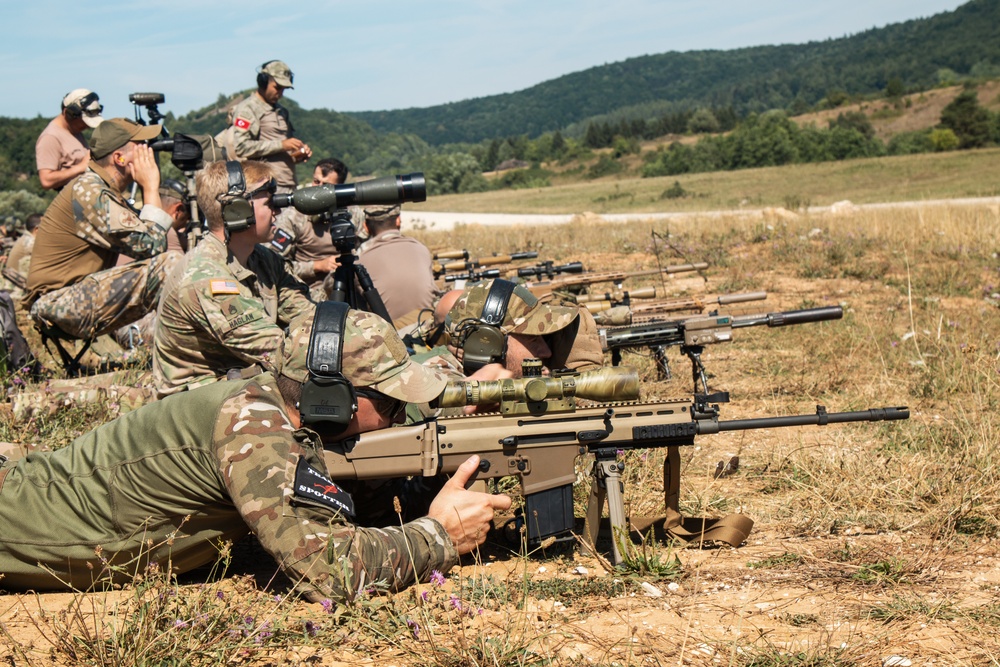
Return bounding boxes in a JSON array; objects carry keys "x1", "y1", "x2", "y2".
[
  {"x1": 260, "y1": 60, "x2": 294, "y2": 88},
  {"x1": 90, "y1": 118, "x2": 162, "y2": 160},
  {"x1": 363, "y1": 204, "x2": 401, "y2": 225},
  {"x1": 282, "y1": 308, "x2": 449, "y2": 403},
  {"x1": 444, "y1": 278, "x2": 579, "y2": 338}
]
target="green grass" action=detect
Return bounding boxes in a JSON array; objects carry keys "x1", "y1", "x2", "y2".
[{"x1": 409, "y1": 148, "x2": 1000, "y2": 215}]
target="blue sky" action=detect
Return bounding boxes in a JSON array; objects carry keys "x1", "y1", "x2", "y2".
[{"x1": 1, "y1": 0, "x2": 967, "y2": 120}]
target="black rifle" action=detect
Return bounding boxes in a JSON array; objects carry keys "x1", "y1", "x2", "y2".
[{"x1": 600, "y1": 306, "x2": 843, "y2": 388}]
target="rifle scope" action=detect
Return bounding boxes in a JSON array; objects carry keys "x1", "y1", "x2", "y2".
[
  {"x1": 272, "y1": 173, "x2": 426, "y2": 214},
  {"x1": 439, "y1": 366, "x2": 640, "y2": 408}
]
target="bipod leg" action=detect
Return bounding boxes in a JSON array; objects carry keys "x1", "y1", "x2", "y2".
[
  {"x1": 651, "y1": 344, "x2": 671, "y2": 381},
  {"x1": 583, "y1": 455, "x2": 628, "y2": 565},
  {"x1": 682, "y1": 344, "x2": 710, "y2": 394}
]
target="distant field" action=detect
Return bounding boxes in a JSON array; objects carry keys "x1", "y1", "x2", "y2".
[{"x1": 412, "y1": 147, "x2": 1000, "y2": 215}]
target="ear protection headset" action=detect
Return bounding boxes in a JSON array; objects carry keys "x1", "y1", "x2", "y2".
[
  {"x1": 455, "y1": 279, "x2": 518, "y2": 374},
  {"x1": 218, "y1": 160, "x2": 255, "y2": 233},
  {"x1": 299, "y1": 301, "x2": 358, "y2": 433},
  {"x1": 63, "y1": 91, "x2": 100, "y2": 120},
  {"x1": 256, "y1": 61, "x2": 274, "y2": 89}
]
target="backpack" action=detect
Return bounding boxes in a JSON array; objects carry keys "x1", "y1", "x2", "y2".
[{"x1": 0, "y1": 290, "x2": 32, "y2": 374}]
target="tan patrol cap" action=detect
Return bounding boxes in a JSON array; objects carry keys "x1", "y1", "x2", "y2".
[
  {"x1": 90, "y1": 118, "x2": 162, "y2": 160},
  {"x1": 282, "y1": 308, "x2": 449, "y2": 403},
  {"x1": 260, "y1": 60, "x2": 294, "y2": 88},
  {"x1": 445, "y1": 278, "x2": 579, "y2": 337},
  {"x1": 61, "y1": 88, "x2": 104, "y2": 128}
]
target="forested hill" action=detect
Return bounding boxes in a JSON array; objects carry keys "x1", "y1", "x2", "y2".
[{"x1": 349, "y1": 0, "x2": 1000, "y2": 145}]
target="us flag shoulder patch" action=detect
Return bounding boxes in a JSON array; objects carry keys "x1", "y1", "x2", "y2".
[
  {"x1": 210, "y1": 279, "x2": 240, "y2": 295},
  {"x1": 234, "y1": 117, "x2": 251, "y2": 130}
]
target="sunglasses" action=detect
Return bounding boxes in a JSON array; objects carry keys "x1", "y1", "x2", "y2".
[
  {"x1": 246, "y1": 178, "x2": 277, "y2": 201},
  {"x1": 356, "y1": 388, "x2": 407, "y2": 423}
]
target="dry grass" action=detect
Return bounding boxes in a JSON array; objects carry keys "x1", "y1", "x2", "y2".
[
  {"x1": 3, "y1": 200, "x2": 1000, "y2": 665},
  {"x1": 410, "y1": 148, "x2": 1000, "y2": 216}
]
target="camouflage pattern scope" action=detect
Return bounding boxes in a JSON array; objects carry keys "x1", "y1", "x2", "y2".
[
  {"x1": 438, "y1": 366, "x2": 640, "y2": 408},
  {"x1": 272, "y1": 173, "x2": 426, "y2": 214}
]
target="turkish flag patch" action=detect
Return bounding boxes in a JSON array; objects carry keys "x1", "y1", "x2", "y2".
[
  {"x1": 292, "y1": 457, "x2": 356, "y2": 518},
  {"x1": 234, "y1": 117, "x2": 251, "y2": 130}
]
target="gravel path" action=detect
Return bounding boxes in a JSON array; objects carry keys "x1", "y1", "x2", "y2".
[{"x1": 403, "y1": 196, "x2": 1000, "y2": 231}]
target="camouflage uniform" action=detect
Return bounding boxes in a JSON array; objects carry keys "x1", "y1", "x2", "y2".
[
  {"x1": 153, "y1": 233, "x2": 314, "y2": 397},
  {"x1": 3, "y1": 232, "x2": 33, "y2": 288},
  {"x1": 0, "y1": 309, "x2": 456, "y2": 600},
  {"x1": 224, "y1": 93, "x2": 298, "y2": 189},
  {"x1": 444, "y1": 279, "x2": 604, "y2": 373},
  {"x1": 7, "y1": 370, "x2": 157, "y2": 422},
  {"x1": 0, "y1": 374, "x2": 455, "y2": 599},
  {"x1": 268, "y1": 207, "x2": 367, "y2": 300},
  {"x1": 24, "y1": 162, "x2": 178, "y2": 340}
]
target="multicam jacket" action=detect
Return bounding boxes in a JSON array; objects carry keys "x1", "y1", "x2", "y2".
[
  {"x1": 0, "y1": 374, "x2": 458, "y2": 599},
  {"x1": 25, "y1": 162, "x2": 172, "y2": 306},
  {"x1": 153, "y1": 234, "x2": 314, "y2": 396}
]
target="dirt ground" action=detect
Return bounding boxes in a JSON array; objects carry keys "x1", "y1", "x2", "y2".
[{"x1": 2, "y1": 210, "x2": 998, "y2": 666}]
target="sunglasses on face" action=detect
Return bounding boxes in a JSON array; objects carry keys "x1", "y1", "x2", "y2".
[
  {"x1": 355, "y1": 388, "x2": 407, "y2": 423},
  {"x1": 246, "y1": 178, "x2": 277, "y2": 201}
]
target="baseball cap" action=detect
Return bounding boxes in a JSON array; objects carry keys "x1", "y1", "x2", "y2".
[
  {"x1": 62, "y1": 89, "x2": 104, "y2": 128},
  {"x1": 363, "y1": 204, "x2": 401, "y2": 225},
  {"x1": 90, "y1": 118, "x2": 163, "y2": 160},
  {"x1": 260, "y1": 60, "x2": 294, "y2": 88},
  {"x1": 282, "y1": 308, "x2": 449, "y2": 403},
  {"x1": 445, "y1": 279, "x2": 579, "y2": 337}
]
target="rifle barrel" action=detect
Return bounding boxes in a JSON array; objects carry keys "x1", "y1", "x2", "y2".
[
  {"x1": 698, "y1": 406, "x2": 910, "y2": 434},
  {"x1": 732, "y1": 306, "x2": 842, "y2": 329}
]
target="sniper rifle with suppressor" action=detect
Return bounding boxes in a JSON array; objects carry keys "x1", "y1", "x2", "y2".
[
  {"x1": 600, "y1": 305, "x2": 843, "y2": 387},
  {"x1": 590, "y1": 291, "x2": 768, "y2": 324},
  {"x1": 525, "y1": 263, "x2": 708, "y2": 299},
  {"x1": 321, "y1": 366, "x2": 909, "y2": 564}
]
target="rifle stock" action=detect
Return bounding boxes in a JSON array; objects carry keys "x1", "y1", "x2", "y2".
[{"x1": 322, "y1": 392, "x2": 908, "y2": 564}]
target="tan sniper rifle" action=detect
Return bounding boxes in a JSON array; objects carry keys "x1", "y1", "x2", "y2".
[
  {"x1": 322, "y1": 366, "x2": 908, "y2": 564},
  {"x1": 525, "y1": 262, "x2": 709, "y2": 299},
  {"x1": 587, "y1": 291, "x2": 768, "y2": 323},
  {"x1": 433, "y1": 252, "x2": 538, "y2": 279}
]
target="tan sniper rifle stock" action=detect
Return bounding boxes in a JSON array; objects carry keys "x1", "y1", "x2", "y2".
[{"x1": 322, "y1": 366, "x2": 909, "y2": 564}]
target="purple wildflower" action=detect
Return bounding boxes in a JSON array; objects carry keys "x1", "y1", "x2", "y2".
[
  {"x1": 407, "y1": 619, "x2": 420, "y2": 639},
  {"x1": 430, "y1": 570, "x2": 446, "y2": 587},
  {"x1": 320, "y1": 599, "x2": 333, "y2": 613},
  {"x1": 173, "y1": 619, "x2": 189, "y2": 629},
  {"x1": 421, "y1": 590, "x2": 430, "y2": 602},
  {"x1": 449, "y1": 595, "x2": 462, "y2": 611},
  {"x1": 216, "y1": 591, "x2": 225, "y2": 600},
  {"x1": 304, "y1": 620, "x2": 320, "y2": 637}
]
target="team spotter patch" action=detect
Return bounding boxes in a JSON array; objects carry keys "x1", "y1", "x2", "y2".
[
  {"x1": 270, "y1": 229, "x2": 292, "y2": 252},
  {"x1": 293, "y1": 457, "x2": 355, "y2": 517},
  {"x1": 211, "y1": 279, "x2": 240, "y2": 295}
]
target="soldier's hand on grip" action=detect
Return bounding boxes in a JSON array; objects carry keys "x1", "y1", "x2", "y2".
[{"x1": 428, "y1": 455, "x2": 512, "y2": 554}]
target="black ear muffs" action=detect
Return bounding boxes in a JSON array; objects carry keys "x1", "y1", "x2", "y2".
[
  {"x1": 257, "y1": 60, "x2": 275, "y2": 89},
  {"x1": 459, "y1": 279, "x2": 517, "y2": 374},
  {"x1": 63, "y1": 91, "x2": 99, "y2": 120},
  {"x1": 219, "y1": 160, "x2": 255, "y2": 233},
  {"x1": 299, "y1": 301, "x2": 358, "y2": 433}
]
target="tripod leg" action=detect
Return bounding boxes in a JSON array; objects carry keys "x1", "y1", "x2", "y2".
[{"x1": 353, "y1": 263, "x2": 394, "y2": 326}]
